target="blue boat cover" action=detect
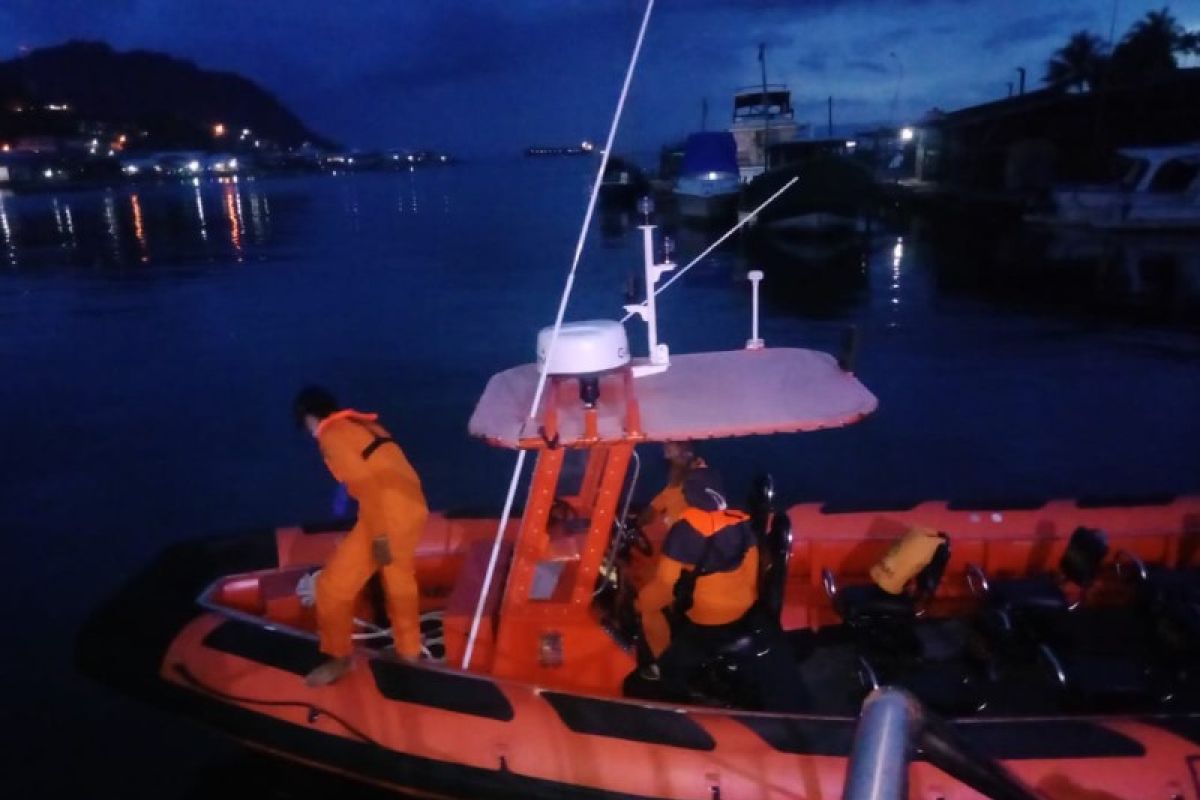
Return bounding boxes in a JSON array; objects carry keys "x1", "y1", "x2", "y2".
[{"x1": 681, "y1": 132, "x2": 738, "y2": 175}]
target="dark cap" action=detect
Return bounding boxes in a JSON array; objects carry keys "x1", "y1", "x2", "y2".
[
  {"x1": 293, "y1": 385, "x2": 338, "y2": 428},
  {"x1": 682, "y1": 467, "x2": 727, "y2": 511}
]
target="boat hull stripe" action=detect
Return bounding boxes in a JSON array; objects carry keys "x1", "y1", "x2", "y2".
[
  {"x1": 369, "y1": 659, "x2": 515, "y2": 721},
  {"x1": 541, "y1": 692, "x2": 716, "y2": 751},
  {"x1": 202, "y1": 619, "x2": 327, "y2": 676},
  {"x1": 733, "y1": 715, "x2": 1146, "y2": 759}
]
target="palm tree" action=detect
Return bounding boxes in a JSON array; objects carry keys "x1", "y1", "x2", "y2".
[
  {"x1": 1111, "y1": 7, "x2": 1197, "y2": 81},
  {"x1": 1044, "y1": 31, "x2": 1108, "y2": 92}
]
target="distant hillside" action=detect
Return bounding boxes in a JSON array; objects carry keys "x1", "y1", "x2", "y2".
[{"x1": 0, "y1": 41, "x2": 334, "y2": 150}]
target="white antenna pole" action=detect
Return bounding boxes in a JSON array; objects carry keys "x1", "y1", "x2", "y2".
[
  {"x1": 620, "y1": 175, "x2": 797, "y2": 323},
  {"x1": 463, "y1": 0, "x2": 657, "y2": 670},
  {"x1": 746, "y1": 269, "x2": 764, "y2": 349},
  {"x1": 624, "y1": 201, "x2": 674, "y2": 376}
]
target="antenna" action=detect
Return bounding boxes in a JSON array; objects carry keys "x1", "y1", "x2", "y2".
[{"x1": 623, "y1": 196, "x2": 674, "y2": 376}]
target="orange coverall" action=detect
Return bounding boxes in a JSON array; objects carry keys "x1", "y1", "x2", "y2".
[
  {"x1": 314, "y1": 410, "x2": 428, "y2": 660},
  {"x1": 637, "y1": 507, "x2": 759, "y2": 659}
]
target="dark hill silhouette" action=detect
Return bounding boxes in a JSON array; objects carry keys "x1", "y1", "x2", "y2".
[{"x1": 0, "y1": 41, "x2": 333, "y2": 150}]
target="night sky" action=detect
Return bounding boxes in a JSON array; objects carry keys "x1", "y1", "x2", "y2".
[{"x1": 1, "y1": 1, "x2": 1194, "y2": 156}]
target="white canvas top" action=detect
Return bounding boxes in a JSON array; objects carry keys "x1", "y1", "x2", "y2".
[{"x1": 468, "y1": 347, "x2": 878, "y2": 448}]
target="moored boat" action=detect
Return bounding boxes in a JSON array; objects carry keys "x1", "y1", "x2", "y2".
[
  {"x1": 1034, "y1": 143, "x2": 1200, "y2": 231},
  {"x1": 672, "y1": 131, "x2": 741, "y2": 224}
]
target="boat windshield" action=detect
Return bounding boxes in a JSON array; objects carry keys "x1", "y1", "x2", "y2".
[{"x1": 1147, "y1": 158, "x2": 1200, "y2": 194}]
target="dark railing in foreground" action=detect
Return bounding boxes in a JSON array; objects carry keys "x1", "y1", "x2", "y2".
[{"x1": 844, "y1": 688, "x2": 1047, "y2": 800}]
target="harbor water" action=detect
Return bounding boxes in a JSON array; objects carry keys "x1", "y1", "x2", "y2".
[{"x1": 2, "y1": 158, "x2": 1198, "y2": 796}]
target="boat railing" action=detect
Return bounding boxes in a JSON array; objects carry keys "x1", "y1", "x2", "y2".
[{"x1": 844, "y1": 688, "x2": 1047, "y2": 800}]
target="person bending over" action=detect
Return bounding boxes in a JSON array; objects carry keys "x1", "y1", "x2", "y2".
[{"x1": 293, "y1": 386, "x2": 429, "y2": 686}]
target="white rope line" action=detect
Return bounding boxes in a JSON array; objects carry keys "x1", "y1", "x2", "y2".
[
  {"x1": 462, "y1": 0, "x2": 657, "y2": 670},
  {"x1": 620, "y1": 176, "x2": 799, "y2": 322}
]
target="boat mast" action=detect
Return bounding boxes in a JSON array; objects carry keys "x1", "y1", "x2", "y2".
[{"x1": 759, "y1": 42, "x2": 769, "y2": 170}]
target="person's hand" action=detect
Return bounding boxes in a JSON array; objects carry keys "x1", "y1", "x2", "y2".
[{"x1": 372, "y1": 536, "x2": 393, "y2": 566}]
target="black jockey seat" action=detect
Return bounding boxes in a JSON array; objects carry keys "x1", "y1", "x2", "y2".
[
  {"x1": 1115, "y1": 554, "x2": 1200, "y2": 697},
  {"x1": 823, "y1": 535, "x2": 990, "y2": 715},
  {"x1": 824, "y1": 533, "x2": 951, "y2": 630},
  {"x1": 968, "y1": 526, "x2": 1109, "y2": 618},
  {"x1": 691, "y1": 476, "x2": 807, "y2": 712}
]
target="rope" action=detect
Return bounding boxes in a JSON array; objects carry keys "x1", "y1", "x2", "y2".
[
  {"x1": 620, "y1": 176, "x2": 799, "y2": 322},
  {"x1": 463, "y1": 0, "x2": 658, "y2": 670}
]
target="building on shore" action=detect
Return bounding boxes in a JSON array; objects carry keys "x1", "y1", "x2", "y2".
[{"x1": 909, "y1": 68, "x2": 1200, "y2": 203}]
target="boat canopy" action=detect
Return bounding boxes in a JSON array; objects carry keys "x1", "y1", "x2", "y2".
[
  {"x1": 681, "y1": 132, "x2": 739, "y2": 176},
  {"x1": 468, "y1": 347, "x2": 877, "y2": 448}
]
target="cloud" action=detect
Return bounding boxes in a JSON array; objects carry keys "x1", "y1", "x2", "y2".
[
  {"x1": 795, "y1": 53, "x2": 830, "y2": 73},
  {"x1": 979, "y1": 9, "x2": 1097, "y2": 51},
  {"x1": 844, "y1": 58, "x2": 891, "y2": 75}
]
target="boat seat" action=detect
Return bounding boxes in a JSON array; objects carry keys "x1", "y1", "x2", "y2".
[
  {"x1": 1117, "y1": 555, "x2": 1200, "y2": 663},
  {"x1": 1038, "y1": 639, "x2": 1162, "y2": 712},
  {"x1": 825, "y1": 533, "x2": 951, "y2": 628},
  {"x1": 747, "y1": 473, "x2": 792, "y2": 626},
  {"x1": 968, "y1": 526, "x2": 1108, "y2": 618}
]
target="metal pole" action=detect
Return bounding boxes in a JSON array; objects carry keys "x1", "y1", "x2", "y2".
[
  {"x1": 746, "y1": 270, "x2": 764, "y2": 350},
  {"x1": 843, "y1": 688, "x2": 921, "y2": 800}
]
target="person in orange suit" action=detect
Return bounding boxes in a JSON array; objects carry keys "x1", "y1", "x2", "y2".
[
  {"x1": 633, "y1": 466, "x2": 805, "y2": 711},
  {"x1": 635, "y1": 468, "x2": 759, "y2": 691},
  {"x1": 638, "y1": 441, "x2": 706, "y2": 531},
  {"x1": 294, "y1": 386, "x2": 429, "y2": 686}
]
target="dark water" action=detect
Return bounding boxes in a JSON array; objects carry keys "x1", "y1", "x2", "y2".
[{"x1": 2, "y1": 161, "x2": 1199, "y2": 796}]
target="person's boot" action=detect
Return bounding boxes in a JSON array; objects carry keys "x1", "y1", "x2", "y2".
[{"x1": 305, "y1": 656, "x2": 353, "y2": 687}]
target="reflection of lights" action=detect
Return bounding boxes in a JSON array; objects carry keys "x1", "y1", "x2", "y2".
[
  {"x1": 223, "y1": 183, "x2": 242, "y2": 259},
  {"x1": 900, "y1": 127, "x2": 914, "y2": 141},
  {"x1": 194, "y1": 182, "x2": 207, "y2": 241},
  {"x1": 43, "y1": 168, "x2": 54, "y2": 179},
  {"x1": 0, "y1": 193, "x2": 15, "y2": 266},
  {"x1": 103, "y1": 192, "x2": 120, "y2": 260},
  {"x1": 407, "y1": 154, "x2": 414, "y2": 162},
  {"x1": 51, "y1": 198, "x2": 65, "y2": 235},
  {"x1": 706, "y1": 171, "x2": 719, "y2": 180},
  {"x1": 123, "y1": 164, "x2": 139, "y2": 175},
  {"x1": 130, "y1": 194, "x2": 149, "y2": 263},
  {"x1": 892, "y1": 239, "x2": 903, "y2": 260},
  {"x1": 440, "y1": 155, "x2": 447, "y2": 162}
]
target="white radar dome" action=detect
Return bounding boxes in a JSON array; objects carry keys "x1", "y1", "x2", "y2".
[{"x1": 537, "y1": 320, "x2": 630, "y2": 376}]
